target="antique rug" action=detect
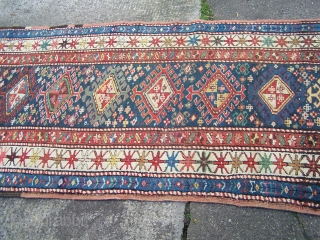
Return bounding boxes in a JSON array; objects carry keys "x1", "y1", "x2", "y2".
[{"x1": 0, "y1": 20, "x2": 320, "y2": 215}]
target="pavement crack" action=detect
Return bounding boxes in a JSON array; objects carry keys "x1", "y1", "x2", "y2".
[
  {"x1": 292, "y1": 212, "x2": 310, "y2": 240},
  {"x1": 181, "y1": 202, "x2": 191, "y2": 240}
]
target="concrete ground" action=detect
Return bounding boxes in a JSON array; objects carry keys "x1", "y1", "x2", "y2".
[
  {"x1": 208, "y1": 0, "x2": 320, "y2": 20},
  {"x1": 0, "y1": 0, "x2": 320, "y2": 239}
]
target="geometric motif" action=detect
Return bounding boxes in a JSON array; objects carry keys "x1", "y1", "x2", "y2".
[
  {"x1": 205, "y1": 78, "x2": 231, "y2": 108},
  {"x1": 200, "y1": 70, "x2": 236, "y2": 118},
  {"x1": 307, "y1": 78, "x2": 320, "y2": 108},
  {"x1": 6, "y1": 75, "x2": 29, "y2": 114},
  {"x1": 45, "y1": 75, "x2": 72, "y2": 113},
  {"x1": 248, "y1": 66, "x2": 304, "y2": 127},
  {"x1": 187, "y1": 65, "x2": 246, "y2": 125},
  {"x1": 0, "y1": 67, "x2": 38, "y2": 124},
  {"x1": 93, "y1": 74, "x2": 119, "y2": 115},
  {"x1": 131, "y1": 64, "x2": 184, "y2": 124},
  {"x1": 144, "y1": 75, "x2": 174, "y2": 112},
  {"x1": 81, "y1": 65, "x2": 131, "y2": 127},
  {"x1": 258, "y1": 75, "x2": 294, "y2": 114},
  {"x1": 37, "y1": 69, "x2": 83, "y2": 124}
]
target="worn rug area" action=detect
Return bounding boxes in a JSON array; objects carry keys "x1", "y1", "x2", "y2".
[{"x1": 0, "y1": 20, "x2": 320, "y2": 215}]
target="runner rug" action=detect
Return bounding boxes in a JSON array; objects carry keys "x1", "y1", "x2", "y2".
[{"x1": 0, "y1": 20, "x2": 320, "y2": 215}]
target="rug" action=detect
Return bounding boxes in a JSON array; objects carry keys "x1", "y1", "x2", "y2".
[{"x1": 0, "y1": 20, "x2": 320, "y2": 215}]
